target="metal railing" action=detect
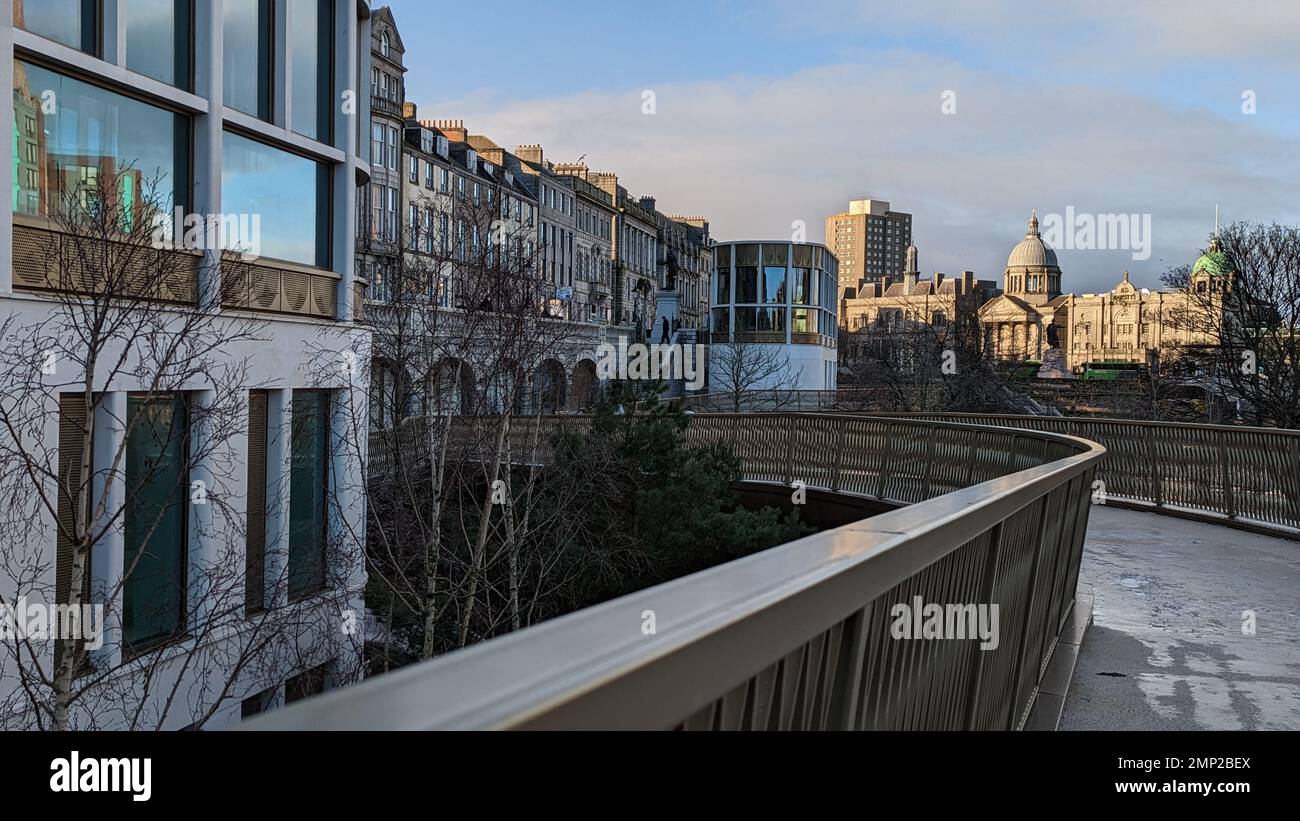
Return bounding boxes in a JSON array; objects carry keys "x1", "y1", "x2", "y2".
[
  {"x1": 862, "y1": 413, "x2": 1300, "y2": 539},
  {"x1": 246, "y1": 413, "x2": 1103, "y2": 730},
  {"x1": 681, "y1": 395, "x2": 1300, "y2": 539}
]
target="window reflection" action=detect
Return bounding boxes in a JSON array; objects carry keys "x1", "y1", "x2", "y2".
[
  {"x1": 763, "y1": 266, "x2": 786, "y2": 303},
  {"x1": 12, "y1": 61, "x2": 186, "y2": 221},
  {"x1": 222, "y1": 131, "x2": 327, "y2": 267},
  {"x1": 290, "y1": 0, "x2": 332, "y2": 141},
  {"x1": 127, "y1": 0, "x2": 189, "y2": 88},
  {"x1": 14, "y1": 0, "x2": 92, "y2": 52},
  {"x1": 736, "y1": 266, "x2": 758, "y2": 303},
  {"x1": 224, "y1": 0, "x2": 272, "y2": 120}
]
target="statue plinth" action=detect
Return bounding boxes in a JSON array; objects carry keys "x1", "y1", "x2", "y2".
[{"x1": 1036, "y1": 347, "x2": 1072, "y2": 379}]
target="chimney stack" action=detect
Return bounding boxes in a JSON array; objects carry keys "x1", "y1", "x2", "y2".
[
  {"x1": 516, "y1": 144, "x2": 544, "y2": 164},
  {"x1": 403, "y1": 101, "x2": 418, "y2": 119},
  {"x1": 590, "y1": 171, "x2": 618, "y2": 197},
  {"x1": 429, "y1": 119, "x2": 467, "y2": 142}
]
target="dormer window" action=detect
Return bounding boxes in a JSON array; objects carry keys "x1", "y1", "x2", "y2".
[
  {"x1": 437, "y1": 136, "x2": 449, "y2": 158},
  {"x1": 466, "y1": 149, "x2": 477, "y2": 172}
]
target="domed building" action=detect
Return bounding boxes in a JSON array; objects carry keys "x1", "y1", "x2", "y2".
[
  {"x1": 978, "y1": 211, "x2": 1071, "y2": 361},
  {"x1": 979, "y1": 211, "x2": 1223, "y2": 373}
]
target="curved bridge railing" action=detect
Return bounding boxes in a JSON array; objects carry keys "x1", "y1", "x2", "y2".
[
  {"x1": 681, "y1": 393, "x2": 1300, "y2": 539},
  {"x1": 246, "y1": 414, "x2": 1104, "y2": 730}
]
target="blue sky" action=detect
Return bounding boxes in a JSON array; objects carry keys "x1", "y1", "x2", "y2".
[{"x1": 386, "y1": 0, "x2": 1300, "y2": 294}]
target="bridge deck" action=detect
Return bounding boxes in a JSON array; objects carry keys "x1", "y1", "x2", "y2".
[{"x1": 1062, "y1": 506, "x2": 1300, "y2": 730}]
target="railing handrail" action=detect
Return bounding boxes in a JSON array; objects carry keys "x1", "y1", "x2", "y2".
[{"x1": 245, "y1": 414, "x2": 1103, "y2": 730}]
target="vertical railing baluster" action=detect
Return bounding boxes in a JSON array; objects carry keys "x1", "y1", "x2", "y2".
[
  {"x1": 1289, "y1": 436, "x2": 1300, "y2": 530},
  {"x1": 1006, "y1": 488, "x2": 1052, "y2": 729},
  {"x1": 876, "y1": 428, "x2": 893, "y2": 500},
  {"x1": 963, "y1": 522, "x2": 1003, "y2": 730},
  {"x1": 1219, "y1": 433, "x2": 1235, "y2": 520},
  {"x1": 830, "y1": 417, "x2": 846, "y2": 492},
  {"x1": 828, "y1": 603, "x2": 872, "y2": 730},
  {"x1": 1144, "y1": 425, "x2": 1163, "y2": 508}
]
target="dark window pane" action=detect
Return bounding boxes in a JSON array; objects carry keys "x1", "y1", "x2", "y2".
[
  {"x1": 793, "y1": 268, "x2": 812, "y2": 305},
  {"x1": 285, "y1": 662, "x2": 330, "y2": 703},
  {"x1": 12, "y1": 61, "x2": 186, "y2": 221},
  {"x1": 124, "y1": 395, "x2": 188, "y2": 650},
  {"x1": 289, "y1": 392, "x2": 328, "y2": 599},
  {"x1": 290, "y1": 0, "x2": 332, "y2": 141},
  {"x1": 758, "y1": 307, "x2": 786, "y2": 332},
  {"x1": 736, "y1": 266, "x2": 758, "y2": 303},
  {"x1": 711, "y1": 307, "x2": 729, "y2": 335},
  {"x1": 127, "y1": 0, "x2": 189, "y2": 88},
  {"x1": 734, "y1": 307, "x2": 757, "y2": 332},
  {"x1": 14, "y1": 0, "x2": 90, "y2": 51},
  {"x1": 223, "y1": 0, "x2": 272, "y2": 119},
  {"x1": 763, "y1": 266, "x2": 786, "y2": 303},
  {"x1": 222, "y1": 131, "x2": 327, "y2": 267},
  {"x1": 715, "y1": 267, "x2": 729, "y2": 304}
]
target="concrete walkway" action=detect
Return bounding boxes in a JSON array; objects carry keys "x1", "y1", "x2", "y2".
[{"x1": 1060, "y1": 506, "x2": 1300, "y2": 730}]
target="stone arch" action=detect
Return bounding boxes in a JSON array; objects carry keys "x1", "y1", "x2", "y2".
[
  {"x1": 484, "y1": 358, "x2": 524, "y2": 415},
  {"x1": 369, "y1": 358, "x2": 407, "y2": 430},
  {"x1": 569, "y1": 359, "x2": 600, "y2": 411},
  {"x1": 427, "y1": 357, "x2": 476, "y2": 416},
  {"x1": 530, "y1": 358, "x2": 567, "y2": 415}
]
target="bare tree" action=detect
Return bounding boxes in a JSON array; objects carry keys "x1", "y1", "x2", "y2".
[
  {"x1": 0, "y1": 172, "x2": 360, "y2": 729},
  {"x1": 708, "y1": 339, "x2": 801, "y2": 412},
  {"x1": 838, "y1": 304, "x2": 1019, "y2": 413},
  {"x1": 1163, "y1": 221, "x2": 1300, "y2": 428},
  {"x1": 321, "y1": 183, "x2": 605, "y2": 666}
]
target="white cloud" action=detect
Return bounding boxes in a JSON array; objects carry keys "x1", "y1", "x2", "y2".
[{"x1": 413, "y1": 5, "x2": 1300, "y2": 294}]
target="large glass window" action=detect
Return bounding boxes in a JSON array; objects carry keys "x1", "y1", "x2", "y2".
[
  {"x1": 734, "y1": 307, "x2": 757, "y2": 333},
  {"x1": 763, "y1": 266, "x2": 787, "y2": 303},
  {"x1": 793, "y1": 268, "x2": 812, "y2": 305},
  {"x1": 14, "y1": 0, "x2": 95, "y2": 52},
  {"x1": 127, "y1": 0, "x2": 191, "y2": 89},
  {"x1": 736, "y1": 266, "x2": 759, "y2": 303},
  {"x1": 12, "y1": 61, "x2": 188, "y2": 221},
  {"x1": 222, "y1": 131, "x2": 330, "y2": 267},
  {"x1": 289, "y1": 391, "x2": 329, "y2": 599},
  {"x1": 711, "y1": 307, "x2": 730, "y2": 335},
  {"x1": 124, "y1": 395, "x2": 188, "y2": 651},
  {"x1": 290, "y1": 0, "x2": 332, "y2": 141},
  {"x1": 223, "y1": 0, "x2": 273, "y2": 120},
  {"x1": 715, "y1": 267, "x2": 730, "y2": 304},
  {"x1": 758, "y1": 307, "x2": 786, "y2": 333}
]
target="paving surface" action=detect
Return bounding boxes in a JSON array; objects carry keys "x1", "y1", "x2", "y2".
[{"x1": 1060, "y1": 506, "x2": 1300, "y2": 730}]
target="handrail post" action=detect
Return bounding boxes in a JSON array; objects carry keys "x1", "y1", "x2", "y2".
[
  {"x1": 875, "y1": 426, "x2": 894, "y2": 499},
  {"x1": 783, "y1": 414, "x2": 795, "y2": 486},
  {"x1": 1144, "y1": 425, "x2": 1163, "y2": 508},
  {"x1": 921, "y1": 433, "x2": 935, "y2": 498},
  {"x1": 1218, "y1": 434, "x2": 1235, "y2": 519},
  {"x1": 830, "y1": 603, "x2": 872, "y2": 730},
  {"x1": 963, "y1": 430, "x2": 981, "y2": 486},
  {"x1": 1005, "y1": 486, "x2": 1053, "y2": 729},
  {"x1": 830, "y1": 417, "x2": 846, "y2": 493},
  {"x1": 1290, "y1": 437, "x2": 1300, "y2": 530},
  {"x1": 964, "y1": 522, "x2": 1003, "y2": 730}
]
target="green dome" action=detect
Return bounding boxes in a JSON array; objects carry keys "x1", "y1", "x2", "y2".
[{"x1": 1192, "y1": 245, "x2": 1230, "y2": 277}]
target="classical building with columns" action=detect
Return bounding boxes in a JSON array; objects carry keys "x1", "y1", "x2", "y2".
[{"x1": 979, "y1": 211, "x2": 1219, "y2": 370}]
